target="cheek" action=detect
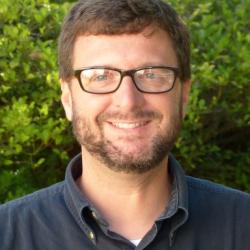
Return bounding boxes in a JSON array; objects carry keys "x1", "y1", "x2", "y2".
[
  {"x1": 147, "y1": 94, "x2": 174, "y2": 113},
  {"x1": 72, "y1": 92, "x2": 112, "y2": 121},
  {"x1": 149, "y1": 93, "x2": 182, "y2": 124}
]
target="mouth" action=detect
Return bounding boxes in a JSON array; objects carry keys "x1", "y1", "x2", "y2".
[{"x1": 108, "y1": 120, "x2": 150, "y2": 129}]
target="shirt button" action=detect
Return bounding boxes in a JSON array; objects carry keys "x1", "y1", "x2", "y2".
[
  {"x1": 92, "y1": 211, "x2": 97, "y2": 220},
  {"x1": 89, "y1": 231, "x2": 95, "y2": 241}
]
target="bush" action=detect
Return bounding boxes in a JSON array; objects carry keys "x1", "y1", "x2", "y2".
[
  {"x1": 171, "y1": 0, "x2": 250, "y2": 191},
  {"x1": 0, "y1": 0, "x2": 76, "y2": 202},
  {"x1": 0, "y1": 0, "x2": 249, "y2": 203}
]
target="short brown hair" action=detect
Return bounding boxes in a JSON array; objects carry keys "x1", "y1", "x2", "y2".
[{"x1": 58, "y1": 0, "x2": 190, "y2": 82}]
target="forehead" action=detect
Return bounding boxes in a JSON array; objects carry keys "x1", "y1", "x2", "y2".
[{"x1": 73, "y1": 27, "x2": 178, "y2": 69}]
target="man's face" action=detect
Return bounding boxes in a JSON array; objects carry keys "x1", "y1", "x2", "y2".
[{"x1": 61, "y1": 27, "x2": 191, "y2": 173}]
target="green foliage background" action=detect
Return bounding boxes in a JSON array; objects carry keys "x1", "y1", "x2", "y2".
[{"x1": 0, "y1": 0, "x2": 249, "y2": 203}]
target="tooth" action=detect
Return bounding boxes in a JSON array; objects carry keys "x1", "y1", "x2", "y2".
[{"x1": 112, "y1": 122, "x2": 145, "y2": 129}]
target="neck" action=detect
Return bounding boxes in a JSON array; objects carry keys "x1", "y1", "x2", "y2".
[{"x1": 77, "y1": 148, "x2": 172, "y2": 240}]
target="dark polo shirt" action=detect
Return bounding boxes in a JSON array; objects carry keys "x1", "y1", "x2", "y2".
[{"x1": 0, "y1": 154, "x2": 250, "y2": 250}]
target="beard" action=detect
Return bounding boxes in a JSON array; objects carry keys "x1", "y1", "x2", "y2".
[{"x1": 72, "y1": 107, "x2": 182, "y2": 174}]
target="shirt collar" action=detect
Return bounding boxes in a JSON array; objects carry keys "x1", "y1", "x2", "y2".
[
  {"x1": 166, "y1": 154, "x2": 189, "y2": 246},
  {"x1": 169, "y1": 153, "x2": 189, "y2": 214},
  {"x1": 63, "y1": 153, "x2": 189, "y2": 245},
  {"x1": 63, "y1": 153, "x2": 94, "y2": 239}
]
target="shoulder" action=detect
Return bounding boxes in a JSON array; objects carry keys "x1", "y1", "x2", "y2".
[
  {"x1": 0, "y1": 181, "x2": 65, "y2": 218},
  {"x1": 0, "y1": 181, "x2": 88, "y2": 249},
  {"x1": 187, "y1": 175, "x2": 250, "y2": 198},
  {"x1": 184, "y1": 176, "x2": 250, "y2": 246},
  {"x1": 0, "y1": 182, "x2": 67, "y2": 247},
  {"x1": 186, "y1": 175, "x2": 250, "y2": 215}
]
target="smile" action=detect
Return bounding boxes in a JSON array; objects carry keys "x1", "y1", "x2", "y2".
[{"x1": 109, "y1": 121, "x2": 149, "y2": 129}]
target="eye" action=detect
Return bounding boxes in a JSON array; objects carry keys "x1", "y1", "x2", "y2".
[
  {"x1": 137, "y1": 69, "x2": 159, "y2": 80},
  {"x1": 89, "y1": 69, "x2": 111, "y2": 82},
  {"x1": 144, "y1": 72, "x2": 157, "y2": 79},
  {"x1": 94, "y1": 74, "x2": 108, "y2": 81}
]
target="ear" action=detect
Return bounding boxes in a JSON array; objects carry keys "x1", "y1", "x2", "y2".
[
  {"x1": 181, "y1": 80, "x2": 192, "y2": 118},
  {"x1": 60, "y1": 79, "x2": 73, "y2": 121}
]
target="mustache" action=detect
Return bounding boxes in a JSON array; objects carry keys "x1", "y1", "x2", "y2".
[{"x1": 97, "y1": 109, "x2": 163, "y2": 122}]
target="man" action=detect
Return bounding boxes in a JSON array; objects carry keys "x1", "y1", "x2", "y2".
[{"x1": 0, "y1": 0, "x2": 249, "y2": 249}]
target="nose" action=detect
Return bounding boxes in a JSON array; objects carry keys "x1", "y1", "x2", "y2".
[{"x1": 112, "y1": 75, "x2": 145, "y2": 111}]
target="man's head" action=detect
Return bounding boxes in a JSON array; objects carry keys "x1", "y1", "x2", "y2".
[
  {"x1": 58, "y1": 0, "x2": 190, "y2": 83},
  {"x1": 59, "y1": 0, "x2": 191, "y2": 174}
]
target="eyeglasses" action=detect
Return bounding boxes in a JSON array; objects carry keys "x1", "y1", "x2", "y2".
[{"x1": 74, "y1": 66, "x2": 179, "y2": 94}]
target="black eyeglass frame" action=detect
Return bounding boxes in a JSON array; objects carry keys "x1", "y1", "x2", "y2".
[{"x1": 74, "y1": 66, "x2": 179, "y2": 94}]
